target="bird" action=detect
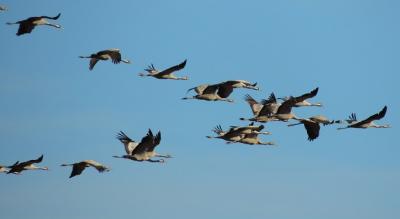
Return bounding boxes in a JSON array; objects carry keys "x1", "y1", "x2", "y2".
[
  {"x1": 139, "y1": 60, "x2": 188, "y2": 80},
  {"x1": 240, "y1": 92, "x2": 281, "y2": 122},
  {"x1": 79, "y1": 49, "x2": 131, "y2": 70},
  {"x1": 287, "y1": 115, "x2": 340, "y2": 141},
  {"x1": 278, "y1": 88, "x2": 322, "y2": 107},
  {"x1": 7, "y1": 155, "x2": 48, "y2": 174},
  {"x1": 207, "y1": 123, "x2": 270, "y2": 143},
  {"x1": 114, "y1": 129, "x2": 169, "y2": 163},
  {"x1": 338, "y1": 106, "x2": 390, "y2": 130},
  {"x1": 61, "y1": 160, "x2": 110, "y2": 178},
  {"x1": 0, "y1": 5, "x2": 7, "y2": 11},
  {"x1": 243, "y1": 94, "x2": 265, "y2": 117},
  {"x1": 288, "y1": 115, "x2": 341, "y2": 127},
  {"x1": 183, "y1": 80, "x2": 258, "y2": 102},
  {"x1": 269, "y1": 87, "x2": 319, "y2": 122},
  {"x1": 206, "y1": 125, "x2": 246, "y2": 142},
  {"x1": 227, "y1": 132, "x2": 275, "y2": 146},
  {"x1": 224, "y1": 80, "x2": 259, "y2": 90},
  {"x1": 6, "y1": 13, "x2": 62, "y2": 36}
]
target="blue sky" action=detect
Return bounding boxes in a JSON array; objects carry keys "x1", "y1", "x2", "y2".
[{"x1": 0, "y1": 0, "x2": 398, "y2": 218}]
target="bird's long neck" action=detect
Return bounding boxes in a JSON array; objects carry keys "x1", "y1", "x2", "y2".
[
  {"x1": 220, "y1": 98, "x2": 234, "y2": 103},
  {"x1": 44, "y1": 23, "x2": 61, "y2": 28},
  {"x1": 259, "y1": 141, "x2": 275, "y2": 145},
  {"x1": 147, "y1": 159, "x2": 164, "y2": 163},
  {"x1": 371, "y1": 124, "x2": 390, "y2": 128},
  {"x1": 312, "y1": 102, "x2": 323, "y2": 107},
  {"x1": 61, "y1": 164, "x2": 72, "y2": 167},
  {"x1": 240, "y1": 117, "x2": 253, "y2": 121},
  {"x1": 287, "y1": 122, "x2": 302, "y2": 127},
  {"x1": 155, "y1": 153, "x2": 172, "y2": 158},
  {"x1": 30, "y1": 166, "x2": 48, "y2": 170},
  {"x1": 138, "y1": 73, "x2": 151, "y2": 77}
]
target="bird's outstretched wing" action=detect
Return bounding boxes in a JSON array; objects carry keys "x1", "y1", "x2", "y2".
[
  {"x1": 146, "y1": 131, "x2": 161, "y2": 152},
  {"x1": 16, "y1": 21, "x2": 36, "y2": 35},
  {"x1": 89, "y1": 58, "x2": 99, "y2": 70},
  {"x1": 116, "y1": 131, "x2": 137, "y2": 155},
  {"x1": 244, "y1": 94, "x2": 262, "y2": 116},
  {"x1": 276, "y1": 98, "x2": 296, "y2": 114},
  {"x1": 157, "y1": 60, "x2": 187, "y2": 76},
  {"x1": 351, "y1": 106, "x2": 387, "y2": 127},
  {"x1": 261, "y1": 92, "x2": 277, "y2": 105},
  {"x1": 303, "y1": 121, "x2": 320, "y2": 141},
  {"x1": 212, "y1": 125, "x2": 225, "y2": 135},
  {"x1": 107, "y1": 50, "x2": 122, "y2": 64},
  {"x1": 216, "y1": 82, "x2": 234, "y2": 98},
  {"x1": 294, "y1": 87, "x2": 319, "y2": 103},
  {"x1": 41, "y1": 13, "x2": 61, "y2": 20},
  {"x1": 19, "y1": 154, "x2": 44, "y2": 167},
  {"x1": 131, "y1": 129, "x2": 155, "y2": 155},
  {"x1": 70, "y1": 162, "x2": 87, "y2": 178}
]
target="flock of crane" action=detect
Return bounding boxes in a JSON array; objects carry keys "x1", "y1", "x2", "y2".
[{"x1": 0, "y1": 10, "x2": 390, "y2": 178}]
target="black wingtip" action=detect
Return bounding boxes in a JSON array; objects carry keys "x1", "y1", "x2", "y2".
[{"x1": 380, "y1": 105, "x2": 387, "y2": 117}]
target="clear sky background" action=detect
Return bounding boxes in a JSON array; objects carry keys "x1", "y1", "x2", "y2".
[{"x1": 0, "y1": 0, "x2": 398, "y2": 218}]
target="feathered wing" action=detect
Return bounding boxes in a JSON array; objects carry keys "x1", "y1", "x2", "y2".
[
  {"x1": 276, "y1": 88, "x2": 318, "y2": 115},
  {"x1": 276, "y1": 98, "x2": 296, "y2": 114},
  {"x1": 18, "y1": 154, "x2": 43, "y2": 167},
  {"x1": 16, "y1": 21, "x2": 36, "y2": 35},
  {"x1": 216, "y1": 82, "x2": 234, "y2": 98},
  {"x1": 69, "y1": 163, "x2": 87, "y2": 178},
  {"x1": 244, "y1": 94, "x2": 262, "y2": 116},
  {"x1": 131, "y1": 129, "x2": 155, "y2": 156},
  {"x1": 303, "y1": 121, "x2": 320, "y2": 141},
  {"x1": 351, "y1": 106, "x2": 387, "y2": 127},
  {"x1": 146, "y1": 131, "x2": 161, "y2": 152},
  {"x1": 201, "y1": 84, "x2": 220, "y2": 95},
  {"x1": 116, "y1": 131, "x2": 137, "y2": 155},
  {"x1": 212, "y1": 125, "x2": 225, "y2": 136},
  {"x1": 107, "y1": 50, "x2": 122, "y2": 64},
  {"x1": 157, "y1": 59, "x2": 187, "y2": 76},
  {"x1": 261, "y1": 93, "x2": 277, "y2": 105},
  {"x1": 89, "y1": 58, "x2": 99, "y2": 70},
  {"x1": 294, "y1": 87, "x2": 319, "y2": 103}
]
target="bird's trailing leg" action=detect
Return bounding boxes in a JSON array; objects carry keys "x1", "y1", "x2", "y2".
[
  {"x1": 258, "y1": 141, "x2": 276, "y2": 146},
  {"x1": 147, "y1": 159, "x2": 165, "y2": 163},
  {"x1": 138, "y1": 73, "x2": 150, "y2": 77},
  {"x1": 226, "y1": 141, "x2": 239, "y2": 144},
  {"x1": 287, "y1": 122, "x2": 302, "y2": 127},
  {"x1": 6, "y1": 22, "x2": 18, "y2": 25},
  {"x1": 219, "y1": 98, "x2": 234, "y2": 103},
  {"x1": 254, "y1": 131, "x2": 272, "y2": 135},
  {"x1": 181, "y1": 96, "x2": 195, "y2": 100}
]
